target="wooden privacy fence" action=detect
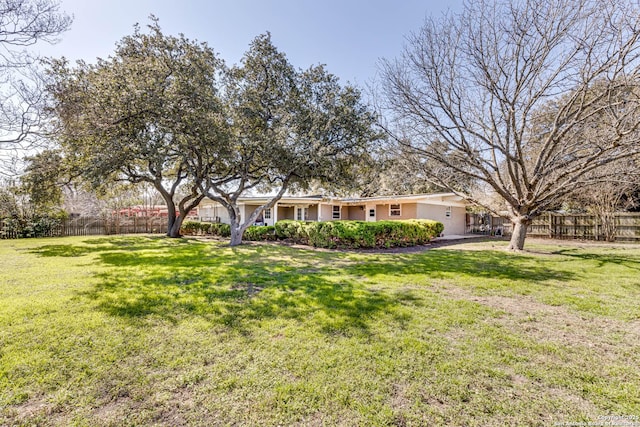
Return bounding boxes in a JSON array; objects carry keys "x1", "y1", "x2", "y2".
[
  {"x1": 526, "y1": 212, "x2": 640, "y2": 242},
  {"x1": 467, "y1": 212, "x2": 640, "y2": 242},
  {"x1": 0, "y1": 216, "x2": 166, "y2": 239}
]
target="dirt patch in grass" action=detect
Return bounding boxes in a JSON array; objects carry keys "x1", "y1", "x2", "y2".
[
  {"x1": 92, "y1": 397, "x2": 137, "y2": 424},
  {"x1": 5, "y1": 398, "x2": 73, "y2": 427},
  {"x1": 9, "y1": 399, "x2": 49, "y2": 420},
  {"x1": 435, "y1": 281, "x2": 639, "y2": 417},
  {"x1": 435, "y1": 282, "x2": 640, "y2": 355},
  {"x1": 430, "y1": 281, "x2": 640, "y2": 419},
  {"x1": 231, "y1": 282, "x2": 264, "y2": 297}
]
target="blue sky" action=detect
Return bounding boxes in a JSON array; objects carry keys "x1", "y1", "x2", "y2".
[{"x1": 38, "y1": 0, "x2": 461, "y2": 86}]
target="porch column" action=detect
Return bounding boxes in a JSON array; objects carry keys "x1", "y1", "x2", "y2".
[
  {"x1": 273, "y1": 202, "x2": 279, "y2": 224},
  {"x1": 239, "y1": 203, "x2": 246, "y2": 223},
  {"x1": 317, "y1": 203, "x2": 323, "y2": 221}
]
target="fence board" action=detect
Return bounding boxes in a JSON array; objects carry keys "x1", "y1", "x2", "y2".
[
  {"x1": 467, "y1": 212, "x2": 640, "y2": 242},
  {"x1": 1, "y1": 216, "x2": 166, "y2": 239}
]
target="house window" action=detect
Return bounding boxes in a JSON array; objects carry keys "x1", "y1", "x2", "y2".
[
  {"x1": 264, "y1": 208, "x2": 271, "y2": 219},
  {"x1": 332, "y1": 205, "x2": 341, "y2": 219},
  {"x1": 445, "y1": 206, "x2": 452, "y2": 219},
  {"x1": 369, "y1": 208, "x2": 375, "y2": 217},
  {"x1": 297, "y1": 207, "x2": 308, "y2": 221},
  {"x1": 390, "y1": 203, "x2": 401, "y2": 217}
]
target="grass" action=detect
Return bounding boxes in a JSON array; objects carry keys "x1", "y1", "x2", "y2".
[{"x1": 1, "y1": 235, "x2": 639, "y2": 426}]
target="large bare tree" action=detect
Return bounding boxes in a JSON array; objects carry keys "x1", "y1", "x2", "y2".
[
  {"x1": 380, "y1": 0, "x2": 640, "y2": 250},
  {"x1": 0, "y1": 0, "x2": 71, "y2": 174},
  {"x1": 566, "y1": 160, "x2": 640, "y2": 241}
]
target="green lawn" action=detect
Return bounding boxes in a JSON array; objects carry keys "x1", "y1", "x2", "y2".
[{"x1": 1, "y1": 235, "x2": 639, "y2": 426}]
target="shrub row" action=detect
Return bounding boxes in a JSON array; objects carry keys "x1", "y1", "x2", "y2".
[
  {"x1": 275, "y1": 219, "x2": 444, "y2": 248},
  {"x1": 181, "y1": 220, "x2": 231, "y2": 237},
  {"x1": 182, "y1": 219, "x2": 444, "y2": 248},
  {"x1": 0, "y1": 215, "x2": 65, "y2": 239},
  {"x1": 181, "y1": 220, "x2": 277, "y2": 241},
  {"x1": 243, "y1": 225, "x2": 277, "y2": 241}
]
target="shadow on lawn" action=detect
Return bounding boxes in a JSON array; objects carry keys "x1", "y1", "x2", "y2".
[
  {"x1": 350, "y1": 250, "x2": 576, "y2": 284},
  {"x1": 85, "y1": 262, "x2": 394, "y2": 336},
  {"x1": 551, "y1": 248, "x2": 640, "y2": 271},
  {"x1": 28, "y1": 236, "x2": 192, "y2": 258},
  {"x1": 31, "y1": 236, "x2": 391, "y2": 335},
  {"x1": 29, "y1": 236, "x2": 578, "y2": 334}
]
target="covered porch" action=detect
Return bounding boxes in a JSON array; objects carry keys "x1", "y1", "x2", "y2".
[{"x1": 242, "y1": 198, "x2": 323, "y2": 226}]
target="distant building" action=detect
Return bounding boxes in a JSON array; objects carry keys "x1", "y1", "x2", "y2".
[{"x1": 114, "y1": 205, "x2": 199, "y2": 218}]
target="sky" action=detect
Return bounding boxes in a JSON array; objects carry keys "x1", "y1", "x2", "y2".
[{"x1": 37, "y1": 0, "x2": 461, "y2": 87}]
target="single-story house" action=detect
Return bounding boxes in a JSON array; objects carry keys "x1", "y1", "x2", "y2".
[{"x1": 197, "y1": 193, "x2": 469, "y2": 236}]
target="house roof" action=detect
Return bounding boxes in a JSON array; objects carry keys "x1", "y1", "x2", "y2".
[
  {"x1": 236, "y1": 195, "x2": 325, "y2": 204},
  {"x1": 202, "y1": 192, "x2": 468, "y2": 207},
  {"x1": 332, "y1": 193, "x2": 466, "y2": 205}
]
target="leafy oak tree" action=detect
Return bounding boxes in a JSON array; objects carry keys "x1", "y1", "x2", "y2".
[
  {"x1": 202, "y1": 34, "x2": 378, "y2": 246},
  {"x1": 47, "y1": 19, "x2": 228, "y2": 237},
  {"x1": 20, "y1": 149, "x2": 64, "y2": 212},
  {"x1": 380, "y1": 0, "x2": 640, "y2": 250}
]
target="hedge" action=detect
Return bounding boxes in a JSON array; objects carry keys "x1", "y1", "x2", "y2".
[
  {"x1": 182, "y1": 219, "x2": 444, "y2": 248},
  {"x1": 180, "y1": 221, "x2": 274, "y2": 241},
  {"x1": 243, "y1": 225, "x2": 276, "y2": 241},
  {"x1": 275, "y1": 219, "x2": 444, "y2": 249},
  {"x1": 181, "y1": 220, "x2": 230, "y2": 237},
  {"x1": 0, "y1": 214, "x2": 65, "y2": 239}
]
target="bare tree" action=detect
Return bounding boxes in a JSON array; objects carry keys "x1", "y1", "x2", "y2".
[
  {"x1": 0, "y1": 0, "x2": 71, "y2": 174},
  {"x1": 567, "y1": 161, "x2": 639, "y2": 241},
  {"x1": 355, "y1": 146, "x2": 443, "y2": 197},
  {"x1": 380, "y1": 0, "x2": 640, "y2": 250}
]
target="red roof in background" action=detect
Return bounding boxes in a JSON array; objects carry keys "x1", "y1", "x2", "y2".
[{"x1": 114, "y1": 205, "x2": 199, "y2": 217}]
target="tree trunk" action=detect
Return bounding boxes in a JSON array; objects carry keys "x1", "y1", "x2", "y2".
[
  {"x1": 167, "y1": 214, "x2": 185, "y2": 238},
  {"x1": 158, "y1": 192, "x2": 179, "y2": 237},
  {"x1": 230, "y1": 225, "x2": 243, "y2": 246},
  {"x1": 507, "y1": 217, "x2": 531, "y2": 251}
]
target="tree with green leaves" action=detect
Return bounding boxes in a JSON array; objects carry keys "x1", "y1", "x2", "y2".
[
  {"x1": 202, "y1": 34, "x2": 379, "y2": 246},
  {"x1": 19, "y1": 149, "x2": 64, "y2": 212},
  {"x1": 47, "y1": 18, "x2": 228, "y2": 237},
  {"x1": 380, "y1": 0, "x2": 640, "y2": 251}
]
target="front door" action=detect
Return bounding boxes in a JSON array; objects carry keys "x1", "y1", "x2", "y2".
[
  {"x1": 263, "y1": 208, "x2": 273, "y2": 226},
  {"x1": 367, "y1": 206, "x2": 376, "y2": 222}
]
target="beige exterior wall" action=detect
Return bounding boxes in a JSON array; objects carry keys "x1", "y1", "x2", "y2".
[
  {"x1": 321, "y1": 204, "x2": 347, "y2": 221},
  {"x1": 278, "y1": 206, "x2": 294, "y2": 220},
  {"x1": 417, "y1": 203, "x2": 466, "y2": 235},
  {"x1": 245, "y1": 204, "x2": 261, "y2": 222},
  {"x1": 198, "y1": 203, "x2": 230, "y2": 224},
  {"x1": 320, "y1": 204, "x2": 332, "y2": 221},
  {"x1": 375, "y1": 203, "x2": 418, "y2": 221},
  {"x1": 346, "y1": 206, "x2": 366, "y2": 221},
  {"x1": 307, "y1": 205, "x2": 318, "y2": 221}
]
